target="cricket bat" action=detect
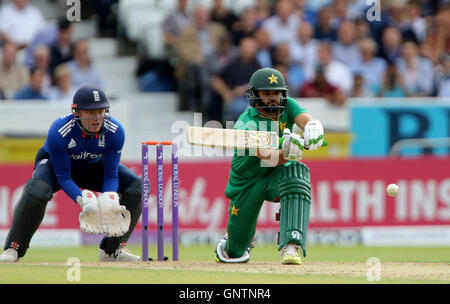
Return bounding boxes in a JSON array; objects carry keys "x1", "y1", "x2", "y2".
[
  {"x1": 186, "y1": 126, "x2": 328, "y2": 150},
  {"x1": 186, "y1": 126, "x2": 279, "y2": 150}
]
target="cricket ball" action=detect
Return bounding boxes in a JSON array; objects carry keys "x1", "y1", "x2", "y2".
[{"x1": 386, "y1": 183, "x2": 399, "y2": 197}]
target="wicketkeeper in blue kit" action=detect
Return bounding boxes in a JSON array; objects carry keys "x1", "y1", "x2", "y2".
[{"x1": 0, "y1": 85, "x2": 142, "y2": 262}]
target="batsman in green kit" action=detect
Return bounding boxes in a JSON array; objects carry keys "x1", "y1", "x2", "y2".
[{"x1": 215, "y1": 67, "x2": 325, "y2": 265}]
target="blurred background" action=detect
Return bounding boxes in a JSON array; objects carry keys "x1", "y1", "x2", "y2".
[{"x1": 0, "y1": 0, "x2": 449, "y2": 250}]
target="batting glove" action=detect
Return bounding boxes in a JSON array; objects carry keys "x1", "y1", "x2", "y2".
[
  {"x1": 303, "y1": 120, "x2": 324, "y2": 151},
  {"x1": 281, "y1": 128, "x2": 304, "y2": 161}
]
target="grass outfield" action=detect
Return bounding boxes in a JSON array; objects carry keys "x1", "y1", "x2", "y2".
[{"x1": 0, "y1": 245, "x2": 449, "y2": 284}]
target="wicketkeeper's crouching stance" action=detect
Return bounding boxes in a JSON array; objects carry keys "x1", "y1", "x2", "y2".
[
  {"x1": 0, "y1": 86, "x2": 142, "y2": 263},
  {"x1": 215, "y1": 68, "x2": 325, "y2": 265}
]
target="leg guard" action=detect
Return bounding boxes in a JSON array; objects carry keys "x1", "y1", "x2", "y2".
[
  {"x1": 4, "y1": 178, "x2": 53, "y2": 257},
  {"x1": 100, "y1": 178, "x2": 142, "y2": 254},
  {"x1": 277, "y1": 162, "x2": 311, "y2": 257}
]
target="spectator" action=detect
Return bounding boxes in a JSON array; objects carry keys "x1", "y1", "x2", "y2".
[
  {"x1": 314, "y1": 5, "x2": 337, "y2": 41},
  {"x1": 289, "y1": 21, "x2": 319, "y2": 67},
  {"x1": 48, "y1": 64, "x2": 77, "y2": 103},
  {"x1": 162, "y1": 0, "x2": 190, "y2": 53},
  {"x1": 292, "y1": 0, "x2": 316, "y2": 24},
  {"x1": 353, "y1": 17, "x2": 371, "y2": 41},
  {"x1": 49, "y1": 19, "x2": 74, "y2": 76},
  {"x1": 307, "y1": 41, "x2": 353, "y2": 95},
  {"x1": 0, "y1": 42, "x2": 29, "y2": 99},
  {"x1": 174, "y1": 5, "x2": 229, "y2": 111},
  {"x1": 261, "y1": 0, "x2": 301, "y2": 46},
  {"x1": 347, "y1": 0, "x2": 369, "y2": 20},
  {"x1": 204, "y1": 35, "x2": 236, "y2": 77},
  {"x1": 211, "y1": 0, "x2": 239, "y2": 34},
  {"x1": 274, "y1": 63, "x2": 296, "y2": 97},
  {"x1": 32, "y1": 45, "x2": 52, "y2": 96},
  {"x1": 426, "y1": 4, "x2": 450, "y2": 67},
  {"x1": 204, "y1": 35, "x2": 237, "y2": 121},
  {"x1": 388, "y1": 1, "x2": 406, "y2": 28},
  {"x1": 25, "y1": 19, "x2": 61, "y2": 67},
  {"x1": 378, "y1": 26, "x2": 403, "y2": 63},
  {"x1": 403, "y1": 0, "x2": 427, "y2": 43},
  {"x1": 332, "y1": 20, "x2": 361, "y2": 68},
  {"x1": 254, "y1": 28, "x2": 273, "y2": 68},
  {"x1": 92, "y1": 0, "x2": 119, "y2": 37},
  {"x1": 231, "y1": 7, "x2": 258, "y2": 46},
  {"x1": 374, "y1": 63, "x2": 409, "y2": 98},
  {"x1": 14, "y1": 67, "x2": 47, "y2": 100},
  {"x1": 272, "y1": 43, "x2": 305, "y2": 97},
  {"x1": 435, "y1": 54, "x2": 450, "y2": 97},
  {"x1": 351, "y1": 73, "x2": 374, "y2": 98},
  {"x1": 0, "y1": 0, "x2": 46, "y2": 48},
  {"x1": 419, "y1": 35, "x2": 438, "y2": 64},
  {"x1": 395, "y1": 40, "x2": 434, "y2": 96},
  {"x1": 210, "y1": 37, "x2": 261, "y2": 121},
  {"x1": 365, "y1": 1, "x2": 392, "y2": 45},
  {"x1": 352, "y1": 37, "x2": 387, "y2": 90},
  {"x1": 388, "y1": 1, "x2": 419, "y2": 43},
  {"x1": 254, "y1": 0, "x2": 272, "y2": 25},
  {"x1": 66, "y1": 39, "x2": 104, "y2": 89},
  {"x1": 300, "y1": 65, "x2": 346, "y2": 106},
  {"x1": 331, "y1": 0, "x2": 350, "y2": 28}
]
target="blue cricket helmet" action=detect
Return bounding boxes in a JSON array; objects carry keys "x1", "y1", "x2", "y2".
[
  {"x1": 72, "y1": 85, "x2": 110, "y2": 110},
  {"x1": 71, "y1": 85, "x2": 111, "y2": 135}
]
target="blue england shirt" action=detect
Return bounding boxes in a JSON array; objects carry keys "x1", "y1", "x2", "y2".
[{"x1": 42, "y1": 113, "x2": 125, "y2": 202}]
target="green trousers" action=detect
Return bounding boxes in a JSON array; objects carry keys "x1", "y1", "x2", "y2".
[{"x1": 224, "y1": 162, "x2": 292, "y2": 258}]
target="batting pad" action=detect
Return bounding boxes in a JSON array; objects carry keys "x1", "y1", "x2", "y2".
[{"x1": 278, "y1": 162, "x2": 311, "y2": 256}]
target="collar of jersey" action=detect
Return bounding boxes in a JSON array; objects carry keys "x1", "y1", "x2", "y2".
[
  {"x1": 249, "y1": 107, "x2": 280, "y2": 122},
  {"x1": 81, "y1": 131, "x2": 99, "y2": 139}
]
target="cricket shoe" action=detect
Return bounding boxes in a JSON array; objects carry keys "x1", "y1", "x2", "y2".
[
  {"x1": 99, "y1": 246, "x2": 140, "y2": 262},
  {"x1": 0, "y1": 248, "x2": 19, "y2": 263},
  {"x1": 280, "y1": 243, "x2": 302, "y2": 265},
  {"x1": 215, "y1": 235, "x2": 250, "y2": 263}
]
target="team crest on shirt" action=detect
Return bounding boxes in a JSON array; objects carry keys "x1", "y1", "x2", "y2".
[{"x1": 98, "y1": 134, "x2": 105, "y2": 147}]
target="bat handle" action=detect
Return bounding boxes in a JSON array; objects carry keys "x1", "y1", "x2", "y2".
[
  {"x1": 305, "y1": 139, "x2": 327, "y2": 150},
  {"x1": 279, "y1": 138, "x2": 328, "y2": 149}
]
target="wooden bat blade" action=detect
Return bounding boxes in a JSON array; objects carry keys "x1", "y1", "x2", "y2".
[{"x1": 186, "y1": 126, "x2": 279, "y2": 149}]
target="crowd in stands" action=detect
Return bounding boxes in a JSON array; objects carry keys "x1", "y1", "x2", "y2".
[
  {"x1": 1, "y1": 0, "x2": 449, "y2": 124},
  {"x1": 0, "y1": 0, "x2": 105, "y2": 102},
  {"x1": 152, "y1": 0, "x2": 450, "y2": 122}
]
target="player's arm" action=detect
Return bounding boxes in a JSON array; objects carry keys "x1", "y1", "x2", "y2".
[
  {"x1": 46, "y1": 125, "x2": 82, "y2": 202},
  {"x1": 102, "y1": 124, "x2": 125, "y2": 193},
  {"x1": 256, "y1": 148, "x2": 288, "y2": 166},
  {"x1": 98, "y1": 124, "x2": 131, "y2": 237},
  {"x1": 294, "y1": 112, "x2": 314, "y2": 130}
]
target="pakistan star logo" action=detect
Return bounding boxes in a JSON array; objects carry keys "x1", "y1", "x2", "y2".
[
  {"x1": 268, "y1": 73, "x2": 278, "y2": 84},
  {"x1": 231, "y1": 205, "x2": 239, "y2": 216}
]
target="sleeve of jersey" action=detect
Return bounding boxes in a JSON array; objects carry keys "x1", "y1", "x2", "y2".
[
  {"x1": 287, "y1": 97, "x2": 308, "y2": 122},
  {"x1": 46, "y1": 123, "x2": 82, "y2": 202},
  {"x1": 102, "y1": 123, "x2": 125, "y2": 193}
]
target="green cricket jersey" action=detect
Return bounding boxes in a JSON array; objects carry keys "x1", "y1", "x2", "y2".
[{"x1": 225, "y1": 97, "x2": 307, "y2": 199}]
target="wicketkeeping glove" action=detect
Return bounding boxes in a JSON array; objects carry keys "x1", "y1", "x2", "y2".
[
  {"x1": 303, "y1": 120, "x2": 324, "y2": 151},
  {"x1": 281, "y1": 128, "x2": 304, "y2": 161},
  {"x1": 97, "y1": 192, "x2": 131, "y2": 237},
  {"x1": 77, "y1": 190, "x2": 102, "y2": 235}
]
